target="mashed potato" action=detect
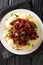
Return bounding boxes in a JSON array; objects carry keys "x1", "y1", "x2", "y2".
[{"x1": 4, "y1": 13, "x2": 40, "y2": 51}]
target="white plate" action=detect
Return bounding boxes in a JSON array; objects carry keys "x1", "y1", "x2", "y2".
[{"x1": 0, "y1": 9, "x2": 43, "y2": 55}]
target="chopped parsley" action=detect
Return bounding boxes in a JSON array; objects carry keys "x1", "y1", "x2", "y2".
[
  {"x1": 32, "y1": 44, "x2": 34, "y2": 47},
  {"x1": 15, "y1": 14, "x2": 19, "y2": 17},
  {"x1": 27, "y1": 42, "x2": 30, "y2": 46},
  {"x1": 5, "y1": 34, "x2": 8, "y2": 37},
  {"x1": 11, "y1": 13, "x2": 13, "y2": 16},
  {"x1": 34, "y1": 24, "x2": 38, "y2": 29},
  {"x1": 13, "y1": 39, "x2": 16, "y2": 43}
]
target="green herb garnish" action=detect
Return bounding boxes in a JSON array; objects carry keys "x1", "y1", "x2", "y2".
[
  {"x1": 13, "y1": 39, "x2": 16, "y2": 43},
  {"x1": 34, "y1": 24, "x2": 38, "y2": 29},
  {"x1": 32, "y1": 44, "x2": 34, "y2": 47},
  {"x1": 11, "y1": 13, "x2": 13, "y2": 16},
  {"x1": 11, "y1": 13, "x2": 18, "y2": 17},
  {"x1": 5, "y1": 34, "x2": 8, "y2": 37},
  {"x1": 28, "y1": 43, "x2": 30, "y2": 45},
  {"x1": 15, "y1": 14, "x2": 18, "y2": 17},
  {"x1": 27, "y1": 42, "x2": 30, "y2": 46}
]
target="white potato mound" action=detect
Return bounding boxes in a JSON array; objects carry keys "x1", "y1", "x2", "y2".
[{"x1": 4, "y1": 13, "x2": 40, "y2": 51}]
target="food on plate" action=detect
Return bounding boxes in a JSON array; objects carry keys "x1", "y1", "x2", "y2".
[{"x1": 4, "y1": 13, "x2": 40, "y2": 50}]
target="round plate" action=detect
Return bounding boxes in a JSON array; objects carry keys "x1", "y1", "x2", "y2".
[{"x1": 0, "y1": 9, "x2": 43, "y2": 55}]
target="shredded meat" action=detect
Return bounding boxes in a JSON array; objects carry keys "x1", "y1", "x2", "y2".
[{"x1": 9, "y1": 18, "x2": 39, "y2": 46}]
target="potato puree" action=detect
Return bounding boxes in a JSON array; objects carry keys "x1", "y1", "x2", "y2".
[{"x1": 4, "y1": 13, "x2": 40, "y2": 51}]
